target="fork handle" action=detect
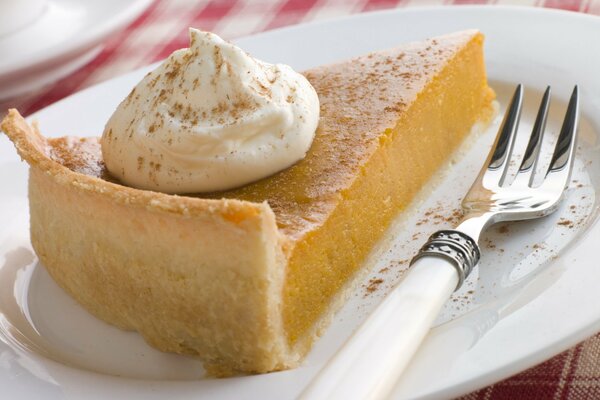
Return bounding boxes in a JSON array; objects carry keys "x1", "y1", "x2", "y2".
[
  {"x1": 299, "y1": 257, "x2": 458, "y2": 400},
  {"x1": 300, "y1": 230, "x2": 480, "y2": 400}
]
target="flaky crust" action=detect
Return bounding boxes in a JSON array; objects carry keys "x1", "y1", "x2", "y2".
[
  {"x1": 2, "y1": 109, "x2": 274, "y2": 220},
  {"x1": 2, "y1": 110, "x2": 295, "y2": 374}
]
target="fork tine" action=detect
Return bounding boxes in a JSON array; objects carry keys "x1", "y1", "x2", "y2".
[
  {"x1": 513, "y1": 86, "x2": 551, "y2": 187},
  {"x1": 484, "y1": 84, "x2": 523, "y2": 187},
  {"x1": 544, "y1": 86, "x2": 579, "y2": 188}
]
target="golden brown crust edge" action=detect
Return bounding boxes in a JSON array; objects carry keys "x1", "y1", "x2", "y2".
[
  {"x1": 1, "y1": 110, "x2": 295, "y2": 374},
  {"x1": 1, "y1": 109, "x2": 275, "y2": 220}
]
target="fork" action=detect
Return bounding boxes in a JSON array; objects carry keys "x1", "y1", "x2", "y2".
[{"x1": 300, "y1": 85, "x2": 580, "y2": 400}]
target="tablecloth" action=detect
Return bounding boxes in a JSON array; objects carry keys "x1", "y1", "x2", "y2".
[{"x1": 8, "y1": 0, "x2": 600, "y2": 398}]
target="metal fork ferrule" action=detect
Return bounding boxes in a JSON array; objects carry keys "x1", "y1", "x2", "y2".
[{"x1": 409, "y1": 230, "x2": 480, "y2": 291}]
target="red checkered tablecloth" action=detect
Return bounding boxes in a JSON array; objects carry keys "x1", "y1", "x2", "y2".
[{"x1": 7, "y1": 0, "x2": 600, "y2": 398}]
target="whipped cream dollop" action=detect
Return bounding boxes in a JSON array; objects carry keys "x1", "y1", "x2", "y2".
[{"x1": 101, "y1": 29, "x2": 319, "y2": 193}]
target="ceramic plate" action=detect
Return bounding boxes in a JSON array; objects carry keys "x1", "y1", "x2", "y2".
[
  {"x1": 1, "y1": 5, "x2": 599, "y2": 400},
  {"x1": 0, "y1": 0, "x2": 153, "y2": 100}
]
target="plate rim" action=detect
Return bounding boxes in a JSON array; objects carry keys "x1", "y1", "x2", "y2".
[
  {"x1": 235, "y1": 4, "x2": 600, "y2": 43},
  {"x1": 26, "y1": 4, "x2": 600, "y2": 119}
]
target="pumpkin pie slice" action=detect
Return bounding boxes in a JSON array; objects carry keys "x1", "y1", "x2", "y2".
[{"x1": 1, "y1": 30, "x2": 495, "y2": 375}]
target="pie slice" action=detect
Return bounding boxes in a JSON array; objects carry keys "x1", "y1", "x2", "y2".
[{"x1": 2, "y1": 30, "x2": 495, "y2": 375}]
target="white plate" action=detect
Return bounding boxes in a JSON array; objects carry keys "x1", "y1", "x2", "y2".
[
  {"x1": 1, "y1": 5, "x2": 600, "y2": 400},
  {"x1": 0, "y1": 0, "x2": 153, "y2": 100}
]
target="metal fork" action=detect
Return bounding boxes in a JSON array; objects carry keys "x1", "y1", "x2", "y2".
[{"x1": 300, "y1": 85, "x2": 580, "y2": 400}]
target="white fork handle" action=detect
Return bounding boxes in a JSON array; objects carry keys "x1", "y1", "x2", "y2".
[{"x1": 299, "y1": 257, "x2": 458, "y2": 400}]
